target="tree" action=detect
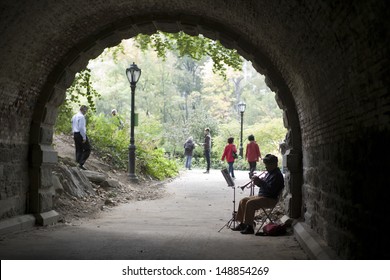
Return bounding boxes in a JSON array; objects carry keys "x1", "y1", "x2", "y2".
[
  {"x1": 56, "y1": 35, "x2": 286, "y2": 174},
  {"x1": 67, "y1": 68, "x2": 101, "y2": 111},
  {"x1": 55, "y1": 68, "x2": 102, "y2": 134},
  {"x1": 134, "y1": 31, "x2": 243, "y2": 79}
]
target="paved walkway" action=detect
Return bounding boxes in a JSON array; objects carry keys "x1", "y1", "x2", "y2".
[{"x1": 0, "y1": 169, "x2": 308, "y2": 260}]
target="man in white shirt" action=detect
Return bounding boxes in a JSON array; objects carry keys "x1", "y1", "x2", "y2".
[{"x1": 71, "y1": 105, "x2": 90, "y2": 170}]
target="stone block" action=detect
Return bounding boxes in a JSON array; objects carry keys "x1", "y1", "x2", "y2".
[
  {"x1": 154, "y1": 20, "x2": 180, "y2": 33},
  {"x1": 97, "y1": 32, "x2": 122, "y2": 49},
  {"x1": 52, "y1": 174, "x2": 64, "y2": 195},
  {"x1": 179, "y1": 22, "x2": 199, "y2": 36},
  {"x1": 35, "y1": 210, "x2": 60, "y2": 226},
  {"x1": 56, "y1": 69, "x2": 76, "y2": 89},
  {"x1": 285, "y1": 150, "x2": 301, "y2": 173},
  {"x1": 40, "y1": 126, "x2": 54, "y2": 145},
  {"x1": 100, "y1": 179, "x2": 121, "y2": 189},
  {"x1": 43, "y1": 106, "x2": 59, "y2": 126},
  {"x1": 294, "y1": 222, "x2": 338, "y2": 260},
  {"x1": 40, "y1": 164, "x2": 55, "y2": 189},
  {"x1": 0, "y1": 214, "x2": 36, "y2": 235},
  {"x1": 41, "y1": 145, "x2": 58, "y2": 164},
  {"x1": 39, "y1": 188, "x2": 55, "y2": 212},
  {"x1": 48, "y1": 87, "x2": 66, "y2": 108},
  {"x1": 135, "y1": 21, "x2": 157, "y2": 35},
  {"x1": 82, "y1": 43, "x2": 104, "y2": 60},
  {"x1": 83, "y1": 170, "x2": 107, "y2": 184},
  {"x1": 67, "y1": 54, "x2": 90, "y2": 73}
]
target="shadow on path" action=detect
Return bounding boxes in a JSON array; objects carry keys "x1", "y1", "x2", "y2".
[{"x1": 0, "y1": 169, "x2": 308, "y2": 260}]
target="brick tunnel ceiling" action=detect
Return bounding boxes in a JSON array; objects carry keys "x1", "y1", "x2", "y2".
[{"x1": 2, "y1": 0, "x2": 384, "y2": 148}]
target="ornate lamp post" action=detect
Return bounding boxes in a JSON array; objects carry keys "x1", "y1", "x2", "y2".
[
  {"x1": 126, "y1": 62, "x2": 141, "y2": 181},
  {"x1": 238, "y1": 101, "x2": 246, "y2": 158}
]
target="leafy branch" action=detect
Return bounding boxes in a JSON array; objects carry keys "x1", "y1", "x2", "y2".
[
  {"x1": 67, "y1": 68, "x2": 101, "y2": 111},
  {"x1": 134, "y1": 31, "x2": 243, "y2": 79}
]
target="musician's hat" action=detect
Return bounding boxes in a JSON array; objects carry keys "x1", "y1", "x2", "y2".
[{"x1": 263, "y1": 154, "x2": 278, "y2": 164}]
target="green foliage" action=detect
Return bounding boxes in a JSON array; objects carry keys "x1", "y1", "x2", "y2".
[
  {"x1": 135, "y1": 31, "x2": 243, "y2": 79},
  {"x1": 138, "y1": 147, "x2": 179, "y2": 180},
  {"x1": 87, "y1": 114, "x2": 128, "y2": 169},
  {"x1": 55, "y1": 101, "x2": 74, "y2": 134},
  {"x1": 86, "y1": 113, "x2": 179, "y2": 180},
  {"x1": 244, "y1": 118, "x2": 286, "y2": 157},
  {"x1": 100, "y1": 45, "x2": 125, "y2": 63},
  {"x1": 56, "y1": 35, "x2": 286, "y2": 178},
  {"x1": 67, "y1": 68, "x2": 101, "y2": 111},
  {"x1": 209, "y1": 118, "x2": 286, "y2": 170}
]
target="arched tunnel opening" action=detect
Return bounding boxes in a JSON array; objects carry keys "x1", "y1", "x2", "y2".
[
  {"x1": 0, "y1": 1, "x2": 388, "y2": 260},
  {"x1": 28, "y1": 21, "x2": 303, "y2": 222},
  {"x1": 50, "y1": 33, "x2": 292, "y2": 235},
  {"x1": 30, "y1": 24, "x2": 303, "y2": 248}
]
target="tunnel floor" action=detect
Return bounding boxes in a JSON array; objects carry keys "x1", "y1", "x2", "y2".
[{"x1": 0, "y1": 170, "x2": 308, "y2": 260}]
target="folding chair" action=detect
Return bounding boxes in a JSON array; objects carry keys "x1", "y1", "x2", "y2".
[{"x1": 255, "y1": 194, "x2": 281, "y2": 235}]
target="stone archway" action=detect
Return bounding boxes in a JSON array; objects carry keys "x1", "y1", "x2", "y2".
[
  {"x1": 2, "y1": 0, "x2": 388, "y2": 259},
  {"x1": 28, "y1": 15, "x2": 303, "y2": 224}
]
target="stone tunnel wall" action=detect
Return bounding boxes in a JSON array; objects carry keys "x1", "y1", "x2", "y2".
[{"x1": 0, "y1": 0, "x2": 389, "y2": 259}]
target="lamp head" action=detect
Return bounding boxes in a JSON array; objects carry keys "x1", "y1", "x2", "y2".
[
  {"x1": 126, "y1": 62, "x2": 141, "y2": 85},
  {"x1": 238, "y1": 101, "x2": 246, "y2": 113}
]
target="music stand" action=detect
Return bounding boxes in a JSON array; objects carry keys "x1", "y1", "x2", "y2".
[{"x1": 218, "y1": 168, "x2": 237, "y2": 232}]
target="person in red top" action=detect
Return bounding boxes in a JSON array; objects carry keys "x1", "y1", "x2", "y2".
[
  {"x1": 245, "y1": 134, "x2": 262, "y2": 178},
  {"x1": 221, "y1": 137, "x2": 238, "y2": 179}
]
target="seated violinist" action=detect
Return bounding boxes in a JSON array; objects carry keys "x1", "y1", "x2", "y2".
[{"x1": 233, "y1": 154, "x2": 284, "y2": 234}]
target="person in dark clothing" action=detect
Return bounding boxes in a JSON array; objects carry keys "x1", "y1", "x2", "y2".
[
  {"x1": 233, "y1": 154, "x2": 284, "y2": 234},
  {"x1": 184, "y1": 137, "x2": 196, "y2": 170},
  {"x1": 203, "y1": 128, "x2": 211, "y2": 173}
]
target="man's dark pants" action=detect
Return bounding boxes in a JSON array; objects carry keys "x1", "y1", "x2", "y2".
[
  {"x1": 204, "y1": 149, "x2": 211, "y2": 171},
  {"x1": 73, "y1": 132, "x2": 91, "y2": 166},
  {"x1": 249, "y1": 161, "x2": 257, "y2": 178}
]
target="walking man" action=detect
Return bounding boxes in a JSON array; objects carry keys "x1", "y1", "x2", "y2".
[
  {"x1": 184, "y1": 136, "x2": 196, "y2": 170},
  {"x1": 203, "y1": 128, "x2": 211, "y2": 173},
  {"x1": 71, "y1": 105, "x2": 91, "y2": 170}
]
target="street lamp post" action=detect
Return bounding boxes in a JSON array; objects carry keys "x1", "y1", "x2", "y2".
[
  {"x1": 126, "y1": 62, "x2": 141, "y2": 181},
  {"x1": 238, "y1": 101, "x2": 246, "y2": 158}
]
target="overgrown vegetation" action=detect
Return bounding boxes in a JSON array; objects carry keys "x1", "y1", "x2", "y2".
[
  {"x1": 55, "y1": 32, "x2": 286, "y2": 180},
  {"x1": 74, "y1": 113, "x2": 179, "y2": 180}
]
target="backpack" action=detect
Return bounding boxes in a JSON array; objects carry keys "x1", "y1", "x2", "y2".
[
  {"x1": 262, "y1": 222, "x2": 286, "y2": 236},
  {"x1": 184, "y1": 142, "x2": 193, "y2": 152}
]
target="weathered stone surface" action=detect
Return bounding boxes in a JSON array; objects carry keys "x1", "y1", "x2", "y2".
[
  {"x1": 82, "y1": 170, "x2": 107, "y2": 184},
  {"x1": 53, "y1": 164, "x2": 95, "y2": 198},
  {"x1": 52, "y1": 174, "x2": 64, "y2": 195},
  {"x1": 100, "y1": 179, "x2": 121, "y2": 190}
]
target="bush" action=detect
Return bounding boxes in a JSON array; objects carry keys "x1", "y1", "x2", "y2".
[
  {"x1": 87, "y1": 113, "x2": 179, "y2": 180},
  {"x1": 138, "y1": 147, "x2": 179, "y2": 180},
  {"x1": 55, "y1": 102, "x2": 74, "y2": 134}
]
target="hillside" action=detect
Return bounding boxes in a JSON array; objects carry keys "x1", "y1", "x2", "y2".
[{"x1": 52, "y1": 134, "x2": 170, "y2": 224}]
